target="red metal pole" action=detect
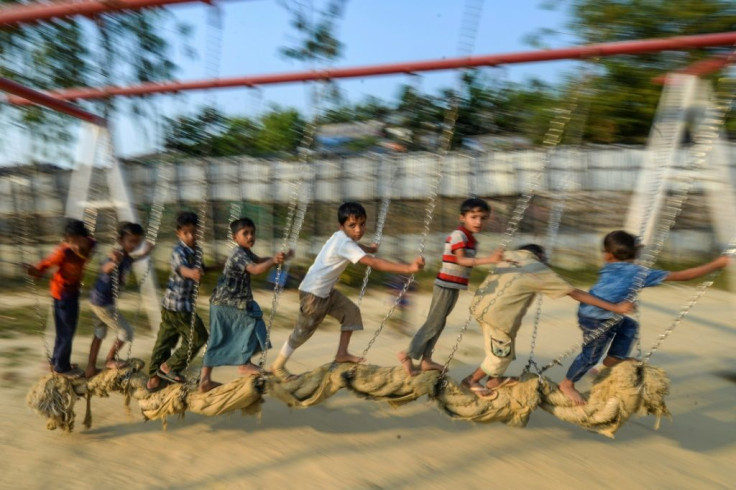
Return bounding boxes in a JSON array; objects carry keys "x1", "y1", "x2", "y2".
[
  {"x1": 0, "y1": 0, "x2": 208, "y2": 26},
  {"x1": 0, "y1": 77, "x2": 105, "y2": 124},
  {"x1": 5, "y1": 31, "x2": 736, "y2": 105}
]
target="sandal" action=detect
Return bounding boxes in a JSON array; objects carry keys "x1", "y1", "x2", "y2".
[
  {"x1": 156, "y1": 368, "x2": 186, "y2": 384},
  {"x1": 468, "y1": 383, "x2": 499, "y2": 401},
  {"x1": 54, "y1": 367, "x2": 84, "y2": 379}
]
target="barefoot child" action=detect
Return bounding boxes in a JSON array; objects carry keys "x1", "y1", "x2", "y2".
[
  {"x1": 84, "y1": 222, "x2": 153, "y2": 378},
  {"x1": 270, "y1": 202, "x2": 425, "y2": 380},
  {"x1": 397, "y1": 198, "x2": 504, "y2": 375},
  {"x1": 199, "y1": 218, "x2": 291, "y2": 393},
  {"x1": 146, "y1": 212, "x2": 209, "y2": 391},
  {"x1": 27, "y1": 219, "x2": 96, "y2": 378},
  {"x1": 559, "y1": 230, "x2": 731, "y2": 405},
  {"x1": 465, "y1": 244, "x2": 633, "y2": 399}
]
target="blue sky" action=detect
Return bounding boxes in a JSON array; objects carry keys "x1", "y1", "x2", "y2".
[
  {"x1": 108, "y1": 0, "x2": 580, "y2": 157},
  {"x1": 1, "y1": 1, "x2": 579, "y2": 162}
]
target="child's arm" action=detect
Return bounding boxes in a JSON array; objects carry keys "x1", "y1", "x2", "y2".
[
  {"x1": 454, "y1": 247, "x2": 505, "y2": 267},
  {"x1": 131, "y1": 242, "x2": 155, "y2": 261},
  {"x1": 664, "y1": 255, "x2": 730, "y2": 282},
  {"x1": 26, "y1": 245, "x2": 66, "y2": 277},
  {"x1": 179, "y1": 265, "x2": 203, "y2": 282},
  {"x1": 100, "y1": 249, "x2": 125, "y2": 274},
  {"x1": 247, "y1": 250, "x2": 292, "y2": 276},
  {"x1": 568, "y1": 289, "x2": 634, "y2": 315},
  {"x1": 359, "y1": 255, "x2": 425, "y2": 274},
  {"x1": 358, "y1": 243, "x2": 379, "y2": 254}
]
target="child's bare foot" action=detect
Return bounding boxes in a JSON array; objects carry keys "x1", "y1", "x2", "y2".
[
  {"x1": 397, "y1": 351, "x2": 418, "y2": 376},
  {"x1": 105, "y1": 359, "x2": 129, "y2": 370},
  {"x1": 335, "y1": 353, "x2": 363, "y2": 364},
  {"x1": 84, "y1": 367, "x2": 101, "y2": 379},
  {"x1": 198, "y1": 379, "x2": 222, "y2": 393},
  {"x1": 559, "y1": 379, "x2": 587, "y2": 406},
  {"x1": 237, "y1": 363, "x2": 260, "y2": 376},
  {"x1": 419, "y1": 359, "x2": 444, "y2": 372},
  {"x1": 146, "y1": 375, "x2": 162, "y2": 392}
]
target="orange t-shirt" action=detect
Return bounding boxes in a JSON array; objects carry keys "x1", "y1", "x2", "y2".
[{"x1": 35, "y1": 240, "x2": 96, "y2": 300}]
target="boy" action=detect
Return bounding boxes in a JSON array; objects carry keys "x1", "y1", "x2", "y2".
[
  {"x1": 397, "y1": 198, "x2": 504, "y2": 375},
  {"x1": 84, "y1": 222, "x2": 153, "y2": 378},
  {"x1": 270, "y1": 202, "x2": 425, "y2": 380},
  {"x1": 199, "y1": 218, "x2": 291, "y2": 392},
  {"x1": 465, "y1": 244, "x2": 634, "y2": 400},
  {"x1": 27, "y1": 219, "x2": 96, "y2": 378},
  {"x1": 146, "y1": 212, "x2": 209, "y2": 391},
  {"x1": 560, "y1": 230, "x2": 731, "y2": 405}
]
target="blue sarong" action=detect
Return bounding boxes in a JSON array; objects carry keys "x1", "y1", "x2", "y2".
[{"x1": 203, "y1": 302, "x2": 271, "y2": 367}]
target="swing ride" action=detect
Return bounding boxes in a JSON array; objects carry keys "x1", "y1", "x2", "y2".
[{"x1": 3, "y1": 0, "x2": 735, "y2": 439}]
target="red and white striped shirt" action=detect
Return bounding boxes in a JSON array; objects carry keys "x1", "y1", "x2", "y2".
[{"x1": 435, "y1": 226, "x2": 476, "y2": 290}]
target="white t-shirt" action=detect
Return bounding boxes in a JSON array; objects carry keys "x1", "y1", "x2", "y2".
[{"x1": 299, "y1": 230, "x2": 367, "y2": 297}]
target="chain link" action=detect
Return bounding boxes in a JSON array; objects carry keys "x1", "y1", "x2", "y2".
[
  {"x1": 539, "y1": 69, "x2": 735, "y2": 373},
  {"x1": 438, "y1": 75, "x2": 589, "y2": 383},
  {"x1": 357, "y1": 154, "x2": 397, "y2": 306}
]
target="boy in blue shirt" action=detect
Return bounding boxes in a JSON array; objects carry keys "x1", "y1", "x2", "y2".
[
  {"x1": 560, "y1": 230, "x2": 731, "y2": 405},
  {"x1": 84, "y1": 222, "x2": 153, "y2": 378}
]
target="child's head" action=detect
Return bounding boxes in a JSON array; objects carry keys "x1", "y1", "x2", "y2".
[
  {"x1": 117, "y1": 222, "x2": 145, "y2": 254},
  {"x1": 63, "y1": 219, "x2": 93, "y2": 254},
  {"x1": 459, "y1": 197, "x2": 491, "y2": 234},
  {"x1": 338, "y1": 202, "x2": 367, "y2": 242},
  {"x1": 176, "y1": 211, "x2": 199, "y2": 248},
  {"x1": 603, "y1": 230, "x2": 641, "y2": 262},
  {"x1": 517, "y1": 243, "x2": 547, "y2": 264},
  {"x1": 230, "y1": 217, "x2": 256, "y2": 249}
]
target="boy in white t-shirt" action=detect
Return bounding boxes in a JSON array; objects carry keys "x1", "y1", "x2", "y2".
[{"x1": 270, "y1": 202, "x2": 425, "y2": 380}]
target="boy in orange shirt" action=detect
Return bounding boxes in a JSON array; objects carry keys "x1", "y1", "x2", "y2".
[{"x1": 27, "y1": 219, "x2": 96, "y2": 378}]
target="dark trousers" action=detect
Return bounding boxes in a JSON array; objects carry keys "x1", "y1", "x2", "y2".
[
  {"x1": 51, "y1": 296, "x2": 80, "y2": 373},
  {"x1": 148, "y1": 308, "x2": 208, "y2": 376}
]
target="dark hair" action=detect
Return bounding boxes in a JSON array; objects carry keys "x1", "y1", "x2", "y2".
[
  {"x1": 230, "y1": 217, "x2": 256, "y2": 235},
  {"x1": 117, "y1": 222, "x2": 144, "y2": 239},
  {"x1": 603, "y1": 230, "x2": 641, "y2": 261},
  {"x1": 64, "y1": 218, "x2": 91, "y2": 238},
  {"x1": 337, "y1": 202, "x2": 367, "y2": 225},
  {"x1": 460, "y1": 197, "x2": 491, "y2": 215},
  {"x1": 176, "y1": 211, "x2": 199, "y2": 230},
  {"x1": 517, "y1": 243, "x2": 546, "y2": 262}
]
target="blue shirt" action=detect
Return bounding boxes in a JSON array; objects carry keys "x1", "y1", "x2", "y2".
[
  {"x1": 579, "y1": 262, "x2": 669, "y2": 320},
  {"x1": 161, "y1": 241, "x2": 203, "y2": 313},
  {"x1": 90, "y1": 253, "x2": 134, "y2": 306}
]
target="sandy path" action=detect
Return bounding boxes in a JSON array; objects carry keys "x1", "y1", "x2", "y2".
[{"x1": 1, "y1": 284, "x2": 735, "y2": 489}]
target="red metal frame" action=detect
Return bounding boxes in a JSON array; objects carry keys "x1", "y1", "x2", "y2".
[
  {"x1": 0, "y1": 0, "x2": 209, "y2": 26},
  {"x1": 5, "y1": 31, "x2": 736, "y2": 106},
  {"x1": 0, "y1": 76, "x2": 104, "y2": 125}
]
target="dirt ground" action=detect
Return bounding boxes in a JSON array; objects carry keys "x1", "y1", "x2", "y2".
[{"x1": 1, "y1": 284, "x2": 735, "y2": 489}]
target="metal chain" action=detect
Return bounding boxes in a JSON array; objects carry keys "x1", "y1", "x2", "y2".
[
  {"x1": 357, "y1": 154, "x2": 398, "y2": 306},
  {"x1": 438, "y1": 76, "x2": 587, "y2": 382},
  {"x1": 259, "y1": 81, "x2": 324, "y2": 374},
  {"x1": 524, "y1": 78, "x2": 594, "y2": 374},
  {"x1": 11, "y1": 174, "x2": 52, "y2": 361},
  {"x1": 539, "y1": 70, "x2": 735, "y2": 374}
]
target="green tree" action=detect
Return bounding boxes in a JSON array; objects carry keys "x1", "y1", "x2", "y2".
[{"x1": 544, "y1": 0, "x2": 736, "y2": 143}]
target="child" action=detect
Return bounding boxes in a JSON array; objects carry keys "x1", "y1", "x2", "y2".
[
  {"x1": 27, "y1": 219, "x2": 96, "y2": 378},
  {"x1": 465, "y1": 244, "x2": 633, "y2": 399},
  {"x1": 84, "y1": 222, "x2": 153, "y2": 378},
  {"x1": 560, "y1": 230, "x2": 731, "y2": 405},
  {"x1": 397, "y1": 198, "x2": 504, "y2": 375},
  {"x1": 199, "y1": 218, "x2": 291, "y2": 393},
  {"x1": 146, "y1": 212, "x2": 209, "y2": 391},
  {"x1": 269, "y1": 202, "x2": 425, "y2": 380}
]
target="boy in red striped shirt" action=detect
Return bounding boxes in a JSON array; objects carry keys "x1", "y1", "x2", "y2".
[{"x1": 398, "y1": 198, "x2": 503, "y2": 375}]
